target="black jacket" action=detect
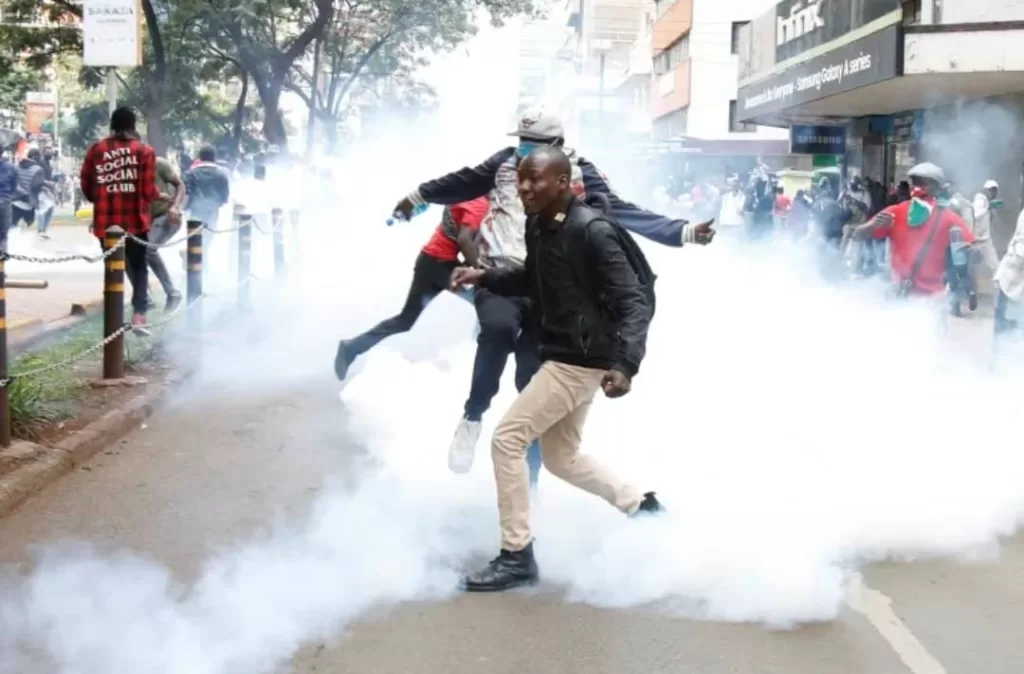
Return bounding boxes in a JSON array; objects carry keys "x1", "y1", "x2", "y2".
[
  {"x1": 416, "y1": 147, "x2": 687, "y2": 247},
  {"x1": 480, "y1": 197, "x2": 651, "y2": 377}
]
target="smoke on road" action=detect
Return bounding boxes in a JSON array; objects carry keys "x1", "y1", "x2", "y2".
[{"x1": 4, "y1": 19, "x2": 1024, "y2": 674}]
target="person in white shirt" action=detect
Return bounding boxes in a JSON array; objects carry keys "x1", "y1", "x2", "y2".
[
  {"x1": 717, "y1": 175, "x2": 746, "y2": 236},
  {"x1": 972, "y1": 179, "x2": 1001, "y2": 281}
]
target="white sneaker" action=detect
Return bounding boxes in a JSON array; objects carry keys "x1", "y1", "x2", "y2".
[{"x1": 448, "y1": 418, "x2": 482, "y2": 474}]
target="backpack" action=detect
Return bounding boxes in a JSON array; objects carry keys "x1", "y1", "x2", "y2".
[{"x1": 569, "y1": 205, "x2": 658, "y2": 317}]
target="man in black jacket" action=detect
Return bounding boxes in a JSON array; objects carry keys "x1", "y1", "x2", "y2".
[
  {"x1": 450, "y1": 147, "x2": 663, "y2": 593},
  {"x1": 390, "y1": 107, "x2": 714, "y2": 479}
]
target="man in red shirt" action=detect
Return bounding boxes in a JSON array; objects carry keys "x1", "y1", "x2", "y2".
[
  {"x1": 334, "y1": 196, "x2": 488, "y2": 378},
  {"x1": 847, "y1": 162, "x2": 973, "y2": 296},
  {"x1": 80, "y1": 107, "x2": 160, "y2": 327}
]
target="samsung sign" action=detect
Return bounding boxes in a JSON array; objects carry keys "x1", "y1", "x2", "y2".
[
  {"x1": 790, "y1": 125, "x2": 846, "y2": 155},
  {"x1": 775, "y1": 0, "x2": 901, "y2": 62},
  {"x1": 737, "y1": 25, "x2": 901, "y2": 121}
]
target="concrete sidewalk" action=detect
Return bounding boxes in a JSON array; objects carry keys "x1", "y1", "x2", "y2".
[{"x1": 5, "y1": 224, "x2": 104, "y2": 332}]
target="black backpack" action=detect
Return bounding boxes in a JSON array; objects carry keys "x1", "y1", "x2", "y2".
[{"x1": 568, "y1": 202, "x2": 657, "y2": 317}]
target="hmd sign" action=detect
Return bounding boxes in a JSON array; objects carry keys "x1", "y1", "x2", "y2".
[{"x1": 777, "y1": 0, "x2": 825, "y2": 47}]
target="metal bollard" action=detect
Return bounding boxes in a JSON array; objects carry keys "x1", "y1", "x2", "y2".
[
  {"x1": 271, "y1": 208, "x2": 286, "y2": 278},
  {"x1": 237, "y1": 213, "x2": 253, "y2": 311},
  {"x1": 186, "y1": 221, "x2": 203, "y2": 332},
  {"x1": 103, "y1": 226, "x2": 126, "y2": 380},
  {"x1": 0, "y1": 257, "x2": 10, "y2": 447}
]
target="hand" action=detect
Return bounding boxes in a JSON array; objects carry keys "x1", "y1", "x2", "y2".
[
  {"x1": 167, "y1": 207, "x2": 182, "y2": 226},
  {"x1": 393, "y1": 197, "x2": 414, "y2": 220},
  {"x1": 873, "y1": 212, "x2": 894, "y2": 229},
  {"x1": 450, "y1": 266, "x2": 485, "y2": 290},
  {"x1": 601, "y1": 369, "x2": 631, "y2": 398},
  {"x1": 690, "y1": 219, "x2": 716, "y2": 245}
]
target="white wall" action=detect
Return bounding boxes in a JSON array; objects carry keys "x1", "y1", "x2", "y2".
[
  {"x1": 904, "y1": 29, "x2": 1024, "y2": 74},
  {"x1": 929, "y1": 0, "x2": 1024, "y2": 24},
  {"x1": 687, "y1": 0, "x2": 784, "y2": 140}
]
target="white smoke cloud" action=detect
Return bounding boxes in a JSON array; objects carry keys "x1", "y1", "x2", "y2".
[{"x1": 4, "y1": 18, "x2": 1024, "y2": 674}]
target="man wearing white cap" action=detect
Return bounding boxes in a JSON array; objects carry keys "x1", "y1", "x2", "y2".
[
  {"x1": 971, "y1": 179, "x2": 1001, "y2": 282},
  {"x1": 387, "y1": 106, "x2": 715, "y2": 480}
]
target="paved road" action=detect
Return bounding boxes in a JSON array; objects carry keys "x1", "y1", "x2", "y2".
[{"x1": 0, "y1": 314, "x2": 1021, "y2": 674}]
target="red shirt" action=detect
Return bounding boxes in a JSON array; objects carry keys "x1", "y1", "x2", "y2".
[
  {"x1": 872, "y1": 199, "x2": 974, "y2": 295},
  {"x1": 774, "y1": 194, "x2": 791, "y2": 215},
  {"x1": 421, "y1": 197, "x2": 488, "y2": 262},
  {"x1": 80, "y1": 136, "x2": 160, "y2": 237}
]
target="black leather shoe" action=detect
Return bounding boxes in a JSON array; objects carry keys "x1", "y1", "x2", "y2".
[
  {"x1": 632, "y1": 491, "x2": 665, "y2": 517},
  {"x1": 462, "y1": 542, "x2": 539, "y2": 592}
]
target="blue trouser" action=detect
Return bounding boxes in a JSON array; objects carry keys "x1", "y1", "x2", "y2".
[
  {"x1": 463, "y1": 289, "x2": 542, "y2": 487},
  {"x1": 0, "y1": 200, "x2": 11, "y2": 253}
]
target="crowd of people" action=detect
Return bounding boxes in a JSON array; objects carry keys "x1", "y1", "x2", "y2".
[
  {"x1": 0, "y1": 144, "x2": 64, "y2": 251},
  {"x1": 655, "y1": 160, "x2": 1024, "y2": 338}
]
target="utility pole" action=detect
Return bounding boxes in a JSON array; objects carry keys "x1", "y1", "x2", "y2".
[{"x1": 106, "y1": 69, "x2": 118, "y2": 117}]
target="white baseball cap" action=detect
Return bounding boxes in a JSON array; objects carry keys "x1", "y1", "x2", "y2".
[
  {"x1": 984, "y1": 179, "x2": 999, "y2": 189},
  {"x1": 509, "y1": 107, "x2": 565, "y2": 141}
]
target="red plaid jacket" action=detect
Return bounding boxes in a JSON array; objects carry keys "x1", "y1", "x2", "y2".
[{"x1": 80, "y1": 135, "x2": 160, "y2": 237}]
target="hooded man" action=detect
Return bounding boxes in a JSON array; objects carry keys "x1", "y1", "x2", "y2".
[{"x1": 386, "y1": 107, "x2": 714, "y2": 478}]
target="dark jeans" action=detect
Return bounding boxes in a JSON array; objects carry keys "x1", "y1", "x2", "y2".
[
  {"x1": 346, "y1": 252, "x2": 456, "y2": 358},
  {"x1": 147, "y1": 214, "x2": 180, "y2": 295},
  {"x1": 99, "y1": 231, "x2": 149, "y2": 314},
  {"x1": 464, "y1": 289, "x2": 543, "y2": 485},
  {"x1": 0, "y1": 201, "x2": 11, "y2": 253}
]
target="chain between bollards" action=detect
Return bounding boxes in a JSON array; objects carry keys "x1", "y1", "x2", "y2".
[{"x1": 103, "y1": 226, "x2": 127, "y2": 380}]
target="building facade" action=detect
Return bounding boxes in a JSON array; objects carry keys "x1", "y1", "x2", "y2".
[
  {"x1": 736, "y1": 0, "x2": 1024, "y2": 249},
  {"x1": 650, "y1": 0, "x2": 795, "y2": 177}
]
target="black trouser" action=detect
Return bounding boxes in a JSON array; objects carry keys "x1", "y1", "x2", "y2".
[
  {"x1": 346, "y1": 252, "x2": 457, "y2": 358},
  {"x1": 99, "y1": 231, "x2": 149, "y2": 314},
  {"x1": 463, "y1": 289, "x2": 541, "y2": 422}
]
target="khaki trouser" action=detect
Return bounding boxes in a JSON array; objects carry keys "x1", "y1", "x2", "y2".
[{"x1": 492, "y1": 360, "x2": 642, "y2": 551}]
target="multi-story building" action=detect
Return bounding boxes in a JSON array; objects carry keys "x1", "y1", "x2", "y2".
[
  {"x1": 649, "y1": 0, "x2": 794, "y2": 177},
  {"x1": 735, "y1": 0, "x2": 1024, "y2": 250}
]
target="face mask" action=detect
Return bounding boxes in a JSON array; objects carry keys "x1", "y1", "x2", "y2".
[
  {"x1": 990, "y1": 198, "x2": 1004, "y2": 210},
  {"x1": 516, "y1": 140, "x2": 544, "y2": 158},
  {"x1": 908, "y1": 187, "x2": 934, "y2": 228}
]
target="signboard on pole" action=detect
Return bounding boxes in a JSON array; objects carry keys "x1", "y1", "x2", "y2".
[
  {"x1": 83, "y1": 0, "x2": 143, "y2": 67},
  {"x1": 24, "y1": 92, "x2": 57, "y2": 144}
]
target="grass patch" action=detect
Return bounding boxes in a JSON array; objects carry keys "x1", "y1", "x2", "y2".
[{"x1": 7, "y1": 315, "x2": 104, "y2": 440}]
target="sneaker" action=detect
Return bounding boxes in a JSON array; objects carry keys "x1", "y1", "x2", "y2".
[
  {"x1": 334, "y1": 340, "x2": 352, "y2": 381},
  {"x1": 131, "y1": 312, "x2": 151, "y2": 336},
  {"x1": 165, "y1": 291, "x2": 183, "y2": 313},
  {"x1": 631, "y1": 491, "x2": 664, "y2": 517},
  {"x1": 448, "y1": 417, "x2": 482, "y2": 474},
  {"x1": 37, "y1": 232, "x2": 51, "y2": 240},
  {"x1": 462, "y1": 542, "x2": 539, "y2": 592}
]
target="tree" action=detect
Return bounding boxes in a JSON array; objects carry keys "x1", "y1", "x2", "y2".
[
  {"x1": 0, "y1": 61, "x2": 39, "y2": 130},
  {"x1": 189, "y1": 0, "x2": 336, "y2": 149},
  {"x1": 287, "y1": 0, "x2": 541, "y2": 154}
]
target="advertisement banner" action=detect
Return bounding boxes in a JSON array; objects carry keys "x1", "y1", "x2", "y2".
[
  {"x1": 790, "y1": 124, "x2": 846, "y2": 155},
  {"x1": 775, "y1": 0, "x2": 902, "y2": 62},
  {"x1": 83, "y1": 0, "x2": 143, "y2": 67},
  {"x1": 24, "y1": 92, "x2": 57, "y2": 143},
  {"x1": 737, "y1": 25, "x2": 901, "y2": 122}
]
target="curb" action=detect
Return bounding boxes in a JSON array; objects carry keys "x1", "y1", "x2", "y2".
[
  {"x1": 0, "y1": 371, "x2": 187, "y2": 519},
  {"x1": 7, "y1": 297, "x2": 104, "y2": 352}
]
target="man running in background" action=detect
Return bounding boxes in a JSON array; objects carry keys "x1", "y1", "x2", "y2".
[
  {"x1": 390, "y1": 107, "x2": 715, "y2": 476},
  {"x1": 148, "y1": 153, "x2": 185, "y2": 312},
  {"x1": 80, "y1": 107, "x2": 160, "y2": 328}
]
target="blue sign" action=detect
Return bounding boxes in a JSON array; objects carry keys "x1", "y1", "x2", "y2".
[{"x1": 790, "y1": 124, "x2": 847, "y2": 155}]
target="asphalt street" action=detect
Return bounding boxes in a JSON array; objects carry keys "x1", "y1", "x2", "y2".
[{"x1": 0, "y1": 329, "x2": 1021, "y2": 674}]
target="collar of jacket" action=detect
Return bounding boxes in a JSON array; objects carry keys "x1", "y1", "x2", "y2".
[{"x1": 533, "y1": 194, "x2": 577, "y2": 231}]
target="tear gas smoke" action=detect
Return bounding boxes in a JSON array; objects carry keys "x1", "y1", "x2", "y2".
[{"x1": 4, "y1": 22, "x2": 1024, "y2": 674}]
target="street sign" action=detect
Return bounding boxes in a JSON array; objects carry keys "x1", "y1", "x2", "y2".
[{"x1": 82, "y1": 0, "x2": 143, "y2": 68}]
